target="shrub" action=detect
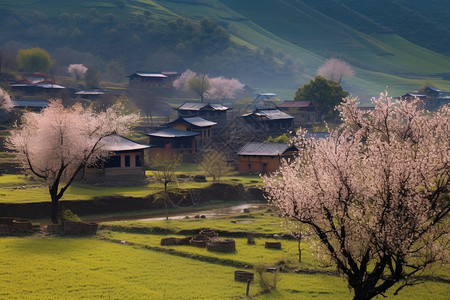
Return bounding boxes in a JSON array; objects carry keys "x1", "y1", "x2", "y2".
[
  {"x1": 254, "y1": 262, "x2": 279, "y2": 293},
  {"x1": 62, "y1": 210, "x2": 81, "y2": 222}
]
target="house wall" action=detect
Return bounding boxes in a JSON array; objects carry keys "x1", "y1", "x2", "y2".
[
  {"x1": 169, "y1": 124, "x2": 212, "y2": 149},
  {"x1": 82, "y1": 151, "x2": 146, "y2": 184},
  {"x1": 278, "y1": 107, "x2": 319, "y2": 125},
  {"x1": 238, "y1": 155, "x2": 281, "y2": 175}
]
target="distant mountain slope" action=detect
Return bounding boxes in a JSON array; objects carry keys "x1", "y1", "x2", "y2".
[
  {"x1": 219, "y1": 0, "x2": 450, "y2": 76},
  {"x1": 0, "y1": 0, "x2": 449, "y2": 99}
]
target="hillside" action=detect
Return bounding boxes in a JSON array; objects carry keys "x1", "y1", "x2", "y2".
[{"x1": 0, "y1": 0, "x2": 449, "y2": 100}]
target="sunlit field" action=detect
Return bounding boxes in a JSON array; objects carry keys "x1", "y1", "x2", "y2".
[
  {"x1": 0, "y1": 173, "x2": 262, "y2": 204},
  {"x1": 0, "y1": 212, "x2": 448, "y2": 300}
]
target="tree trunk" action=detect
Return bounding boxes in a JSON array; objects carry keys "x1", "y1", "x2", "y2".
[
  {"x1": 297, "y1": 232, "x2": 302, "y2": 263},
  {"x1": 51, "y1": 196, "x2": 59, "y2": 224},
  {"x1": 164, "y1": 183, "x2": 169, "y2": 221}
]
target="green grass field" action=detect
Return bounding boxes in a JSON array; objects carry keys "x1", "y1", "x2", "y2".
[
  {"x1": 0, "y1": 173, "x2": 262, "y2": 204},
  {"x1": 0, "y1": 208, "x2": 448, "y2": 299}
]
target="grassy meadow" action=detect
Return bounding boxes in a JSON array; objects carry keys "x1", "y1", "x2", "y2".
[
  {"x1": 0, "y1": 209, "x2": 449, "y2": 299},
  {"x1": 0, "y1": 170, "x2": 262, "y2": 204}
]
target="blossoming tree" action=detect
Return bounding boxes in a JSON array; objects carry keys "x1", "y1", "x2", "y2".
[
  {"x1": 6, "y1": 100, "x2": 139, "y2": 223},
  {"x1": 67, "y1": 64, "x2": 88, "y2": 82},
  {"x1": 173, "y1": 70, "x2": 244, "y2": 103},
  {"x1": 317, "y1": 58, "x2": 354, "y2": 83},
  {"x1": 0, "y1": 87, "x2": 13, "y2": 111},
  {"x1": 264, "y1": 92, "x2": 449, "y2": 300}
]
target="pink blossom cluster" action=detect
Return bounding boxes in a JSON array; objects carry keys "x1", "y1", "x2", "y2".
[
  {"x1": 0, "y1": 87, "x2": 13, "y2": 111},
  {"x1": 264, "y1": 91, "x2": 449, "y2": 297}
]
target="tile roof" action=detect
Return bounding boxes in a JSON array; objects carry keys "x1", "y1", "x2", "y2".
[
  {"x1": 144, "y1": 128, "x2": 200, "y2": 138},
  {"x1": 128, "y1": 72, "x2": 167, "y2": 78},
  {"x1": 168, "y1": 117, "x2": 217, "y2": 128},
  {"x1": 248, "y1": 109, "x2": 294, "y2": 120},
  {"x1": 100, "y1": 135, "x2": 151, "y2": 151},
  {"x1": 176, "y1": 102, "x2": 229, "y2": 111},
  {"x1": 277, "y1": 101, "x2": 312, "y2": 108},
  {"x1": 237, "y1": 142, "x2": 291, "y2": 156}
]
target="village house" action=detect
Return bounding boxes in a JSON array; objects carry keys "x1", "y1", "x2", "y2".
[
  {"x1": 81, "y1": 135, "x2": 151, "y2": 185},
  {"x1": 241, "y1": 108, "x2": 294, "y2": 133},
  {"x1": 144, "y1": 127, "x2": 200, "y2": 158},
  {"x1": 418, "y1": 86, "x2": 450, "y2": 109},
  {"x1": 277, "y1": 100, "x2": 320, "y2": 126},
  {"x1": 127, "y1": 71, "x2": 180, "y2": 88},
  {"x1": 166, "y1": 116, "x2": 217, "y2": 149},
  {"x1": 175, "y1": 102, "x2": 230, "y2": 128},
  {"x1": 237, "y1": 142, "x2": 297, "y2": 175}
]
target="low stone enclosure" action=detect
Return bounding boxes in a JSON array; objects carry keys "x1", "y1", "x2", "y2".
[
  {"x1": 0, "y1": 217, "x2": 36, "y2": 235},
  {"x1": 161, "y1": 228, "x2": 236, "y2": 253},
  {"x1": 46, "y1": 220, "x2": 98, "y2": 235},
  {"x1": 0, "y1": 217, "x2": 98, "y2": 236}
]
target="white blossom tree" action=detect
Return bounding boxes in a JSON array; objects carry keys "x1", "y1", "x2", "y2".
[
  {"x1": 6, "y1": 100, "x2": 139, "y2": 223},
  {"x1": 206, "y1": 76, "x2": 244, "y2": 103},
  {"x1": 0, "y1": 87, "x2": 13, "y2": 111},
  {"x1": 264, "y1": 91, "x2": 449, "y2": 300},
  {"x1": 67, "y1": 64, "x2": 88, "y2": 82},
  {"x1": 317, "y1": 58, "x2": 354, "y2": 83}
]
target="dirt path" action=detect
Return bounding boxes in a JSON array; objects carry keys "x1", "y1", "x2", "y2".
[{"x1": 84, "y1": 202, "x2": 268, "y2": 223}]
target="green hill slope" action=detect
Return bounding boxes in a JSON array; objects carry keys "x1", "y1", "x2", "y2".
[{"x1": 0, "y1": 0, "x2": 449, "y2": 100}]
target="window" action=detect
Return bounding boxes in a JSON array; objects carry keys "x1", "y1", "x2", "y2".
[
  {"x1": 104, "y1": 156, "x2": 121, "y2": 168},
  {"x1": 248, "y1": 164, "x2": 252, "y2": 169},
  {"x1": 135, "y1": 155, "x2": 142, "y2": 167},
  {"x1": 125, "y1": 155, "x2": 130, "y2": 167}
]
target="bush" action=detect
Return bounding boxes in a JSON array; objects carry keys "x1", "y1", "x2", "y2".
[
  {"x1": 62, "y1": 210, "x2": 81, "y2": 222},
  {"x1": 254, "y1": 262, "x2": 279, "y2": 293}
]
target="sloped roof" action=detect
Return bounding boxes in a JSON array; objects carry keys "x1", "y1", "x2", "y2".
[
  {"x1": 176, "y1": 102, "x2": 229, "y2": 111},
  {"x1": 100, "y1": 135, "x2": 151, "y2": 152},
  {"x1": 245, "y1": 109, "x2": 294, "y2": 120},
  {"x1": 238, "y1": 142, "x2": 291, "y2": 156},
  {"x1": 128, "y1": 72, "x2": 167, "y2": 78},
  {"x1": 277, "y1": 101, "x2": 312, "y2": 108},
  {"x1": 168, "y1": 116, "x2": 217, "y2": 128},
  {"x1": 12, "y1": 99, "x2": 49, "y2": 108},
  {"x1": 145, "y1": 128, "x2": 200, "y2": 138},
  {"x1": 402, "y1": 92, "x2": 427, "y2": 98},
  {"x1": 426, "y1": 86, "x2": 441, "y2": 92},
  {"x1": 75, "y1": 89, "x2": 107, "y2": 95}
]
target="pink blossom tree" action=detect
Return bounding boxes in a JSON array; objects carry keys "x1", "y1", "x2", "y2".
[
  {"x1": 67, "y1": 64, "x2": 88, "y2": 82},
  {"x1": 317, "y1": 58, "x2": 354, "y2": 83},
  {"x1": 173, "y1": 69, "x2": 196, "y2": 90},
  {"x1": 264, "y1": 92, "x2": 449, "y2": 300},
  {"x1": 6, "y1": 100, "x2": 139, "y2": 223},
  {"x1": 206, "y1": 76, "x2": 244, "y2": 103},
  {"x1": 0, "y1": 87, "x2": 13, "y2": 111}
]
